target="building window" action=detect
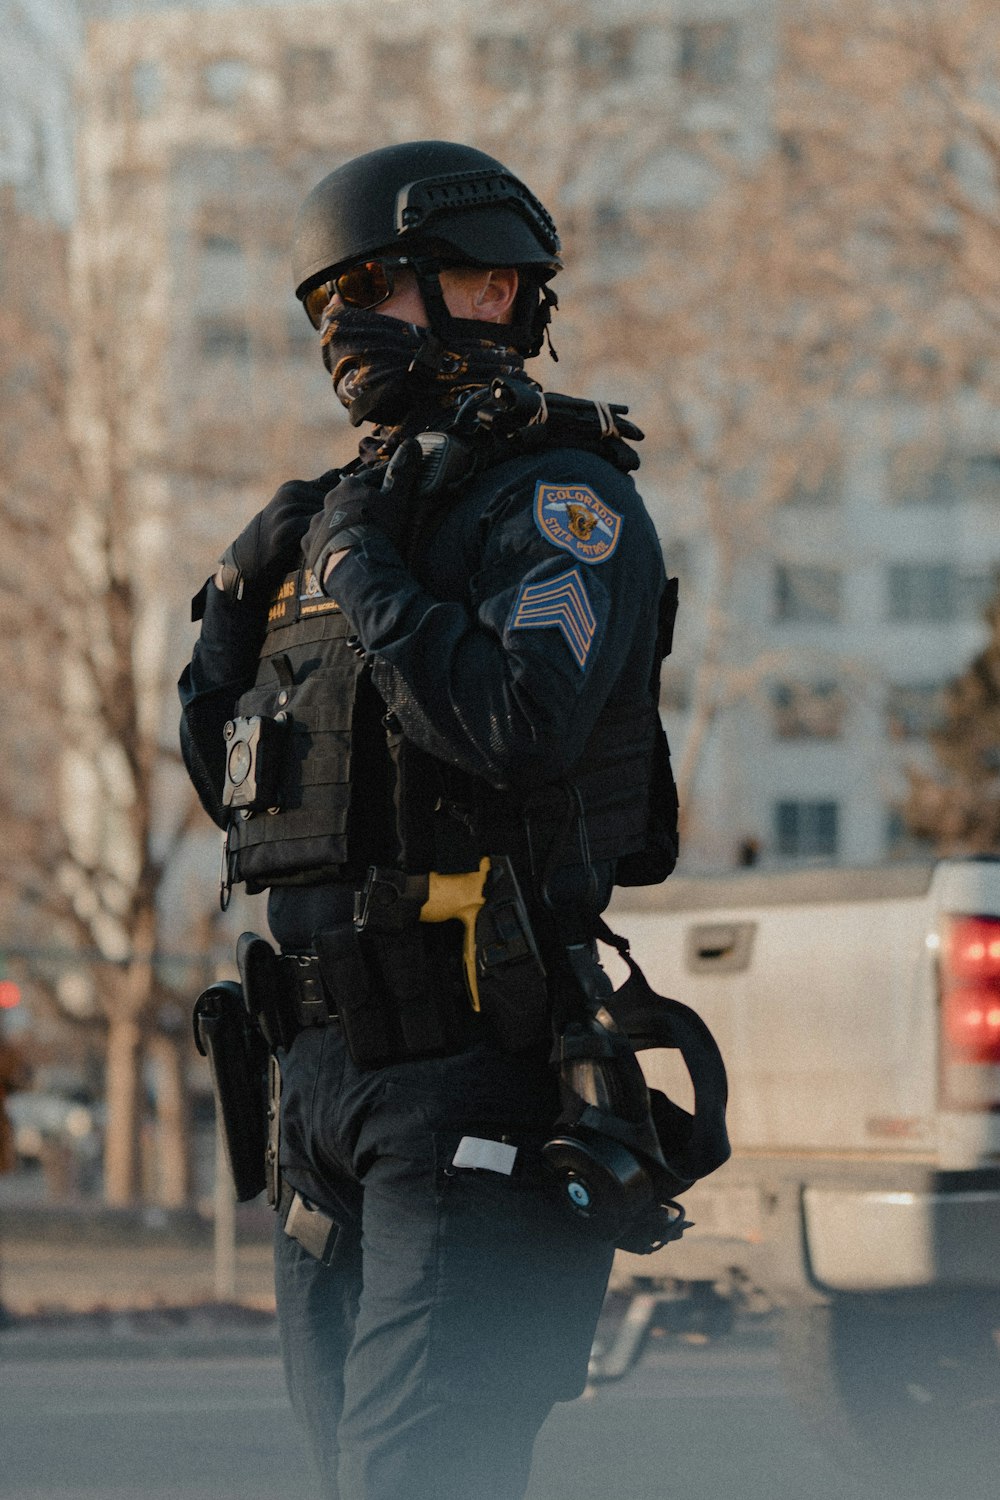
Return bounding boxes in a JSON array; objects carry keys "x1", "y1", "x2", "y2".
[
  {"x1": 285, "y1": 47, "x2": 337, "y2": 110},
  {"x1": 200, "y1": 233, "x2": 243, "y2": 270},
  {"x1": 960, "y1": 569, "x2": 998, "y2": 618},
  {"x1": 784, "y1": 459, "x2": 842, "y2": 508},
  {"x1": 959, "y1": 454, "x2": 1000, "y2": 502},
  {"x1": 287, "y1": 308, "x2": 314, "y2": 358},
  {"x1": 574, "y1": 27, "x2": 637, "y2": 84},
  {"x1": 132, "y1": 61, "x2": 163, "y2": 119},
  {"x1": 199, "y1": 318, "x2": 251, "y2": 360},
  {"x1": 888, "y1": 448, "x2": 1000, "y2": 506},
  {"x1": 197, "y1": 234, "x2": 247, "y2": 309},
  {"x1": 203, "y1": 59, "x2": 253, "y2": 107},
  {"x1": 678, "y1": 21, "x2": 741, "y2": 90},
  {"x1": 592, "y1": 198, "x2": 632, "y2": 248},
  {"x1": 202, "y1": 233, "x2": 240, "y2": 255},
  {"x1": 774, "y1": 800, "x2": 839, "y2": 859},
  {"x1": 380, "y1": 40, "x2": 430, "y2": 98},
  {"x1": 887, "y1": 563, "x2": 956, "y2": 622},
  {"x1": 887, "y1": 447, "x2": 957, "y2": 506},
  {"x1": 885, "y1": 682, "x2": 946, "y2": 741},
  {"x1": 771, "y1": 681, "x2": 845, "y2": 740},
  {"x1": 779, "y1": 131, "x2": 806, "y2": 165},
  {"x1": 473, "y1": 34, "x2": 536, "y2": 91},
  {"x1": 774, "y1": 564, "x2": 842, "y2": 624}
]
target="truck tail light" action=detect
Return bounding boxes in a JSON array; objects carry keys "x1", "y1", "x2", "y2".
[
  {"x1": 940, "y1": 916, "x2": 1000, "y2": 1081},
  {"x1": 943, "y1": 985, "x2": 1000, "y2": 1064}
]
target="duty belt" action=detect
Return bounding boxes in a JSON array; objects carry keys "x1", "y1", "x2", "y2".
[{"x1": 276, "y1": 953, "x2": 338, "y2": 1028}]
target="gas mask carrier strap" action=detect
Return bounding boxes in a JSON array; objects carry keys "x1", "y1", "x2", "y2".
[{"x1": 592, "y1": 914, "x2": 731, "y2": 1184}]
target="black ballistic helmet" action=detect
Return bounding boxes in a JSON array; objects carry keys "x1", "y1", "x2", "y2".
[{"x1": 292, "y1": 140, "x2": 562, "y2": 358}]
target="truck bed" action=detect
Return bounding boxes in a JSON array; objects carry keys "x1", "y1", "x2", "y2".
[{"x1": 607, "y1": 859, "x2": 1000, "y2": 1297}]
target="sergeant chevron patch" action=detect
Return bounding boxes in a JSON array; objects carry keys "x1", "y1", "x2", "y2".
[
  {"x1": 509, "y1": 566, "x2": 597, "y2": 670},
  {"x1": 533, "y1": 481, "x2": 622, "y2": 564}
]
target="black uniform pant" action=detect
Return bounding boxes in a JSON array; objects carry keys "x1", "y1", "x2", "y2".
[{"x1": 274, "y1": 1023, "x2": 614, "y2": 1500}]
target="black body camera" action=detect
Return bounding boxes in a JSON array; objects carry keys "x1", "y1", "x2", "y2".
[{"x1": 222, "y1": 714, "x2": 288, "y2": 811}]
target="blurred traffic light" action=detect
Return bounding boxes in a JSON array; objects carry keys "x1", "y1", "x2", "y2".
[{"x1": 0, "y1": 979, "x2": 21, "y2": 1009}]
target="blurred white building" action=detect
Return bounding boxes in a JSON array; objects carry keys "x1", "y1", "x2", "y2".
[
  {"x1": 11, "y1": 0, "x2": 1000, "y2": 878},
  {"x1": 0, "y1": 0, "x2": 81, "y2": 222}
]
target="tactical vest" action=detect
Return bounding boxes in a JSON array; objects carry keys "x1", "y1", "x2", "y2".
[
  {"x1": 221, "y1": 561, "x2": 677, "y2": 899},
  {"x1": 222, "y1": 570, "x2": 386, "y2": 896}
]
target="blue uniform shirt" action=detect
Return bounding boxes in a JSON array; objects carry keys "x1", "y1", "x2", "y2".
[{"x1": 326, "y1": 447, "x2": 666, "y2": 796}]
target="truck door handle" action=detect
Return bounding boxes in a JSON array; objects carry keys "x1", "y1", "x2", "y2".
[{"x1": 686, "y1": 921, "x2": 756, "y2": 973}]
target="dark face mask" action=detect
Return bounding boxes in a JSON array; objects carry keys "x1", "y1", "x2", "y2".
[{"x1": 319, "y1": 305, "x2": 526, "y2": 427}]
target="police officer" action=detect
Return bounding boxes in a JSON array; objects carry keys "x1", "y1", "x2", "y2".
[{"x1": 180, "y1": 141, "x2": 678, "y2": 1500}]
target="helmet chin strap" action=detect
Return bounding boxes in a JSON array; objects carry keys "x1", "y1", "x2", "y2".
[
  {"x1": 408, "y1": 258, "x2": 462, "y2": 373},
  {"x1": 409, "y1": 257, "x2": 555, "y2": 365},
  {"x1": 401, "y1": 258, "x2": 522, "y2": 401}
]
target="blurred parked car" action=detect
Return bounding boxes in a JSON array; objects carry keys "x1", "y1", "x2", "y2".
[
  {"x1": 0, "y1": 1037, "x2": 30, "y2": 1175},
  {"x1": 6, "y1": 1091, "x2": 104, "y2": 1188}
]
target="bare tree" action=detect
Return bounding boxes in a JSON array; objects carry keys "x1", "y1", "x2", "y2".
[
  {"x1": 552, "y1": 2, "x2": 1000, "y2": 843},
  {"x1": 904, "y1": 582, "x2": 1000, "y2": 852},
  {"x1": 0, "y1": 187, "x2": 216, "y2": 1207},
  {"x1": 776, "y1": 0, "x2": 1000, "y2": 389}
]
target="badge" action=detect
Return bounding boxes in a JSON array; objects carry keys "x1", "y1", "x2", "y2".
[
  {"x1": 300, "y1": 567, "x2": 340, "y2": 616},
  {"x1": 509, "y1": 567, "x2": 597, "y2": 670},
  {"x1": 533, "y1": 482, "x2": 622, "y2": 565}
]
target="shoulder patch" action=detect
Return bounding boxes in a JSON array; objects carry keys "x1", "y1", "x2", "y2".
[
  {"x1": 509, "y1": 566, "x2": 597, "y2": 670},
  {"x1": 533, "y1": 481, "x2": 622, "y2": 565}
]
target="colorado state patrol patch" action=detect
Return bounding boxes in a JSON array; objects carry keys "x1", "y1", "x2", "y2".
[
  {"x1": 533, "y1": 481, "x2": 622, "y2": 565},
  {"x1": 509, "y1": 567, "x2": 597, "y2": 670}
]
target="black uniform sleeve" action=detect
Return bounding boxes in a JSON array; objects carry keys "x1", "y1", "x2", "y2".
[
  {"x1": 178, "y1": 583, "x2": 265, "y2": 828},
  {"x1": 326, "y1": 454, "x2": 665, "y2": 793}
]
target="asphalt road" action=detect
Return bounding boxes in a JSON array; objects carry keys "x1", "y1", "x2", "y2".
[{"x1": 0, "y1": 1332, "x2": 876, "y2": 1500}]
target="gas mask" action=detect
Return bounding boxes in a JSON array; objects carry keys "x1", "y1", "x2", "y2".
[{"x1": 542, "y1": 933, "x2": 730, "y2": 1255}]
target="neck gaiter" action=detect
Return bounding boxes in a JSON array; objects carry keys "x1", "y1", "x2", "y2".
[{"x1": 319, "y1": 305, "x2": 526, "y2": 427}]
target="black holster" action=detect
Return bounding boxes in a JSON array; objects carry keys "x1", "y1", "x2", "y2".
[
  {"x1": 236, "y1": 931, "x2": 296, "y2": 1052},
  {"x1": 193, "y1": 980, "x2": 269, "y2": 1203}
]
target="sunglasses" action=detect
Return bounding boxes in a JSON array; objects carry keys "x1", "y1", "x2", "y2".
[{"x1": 302, "y1": 256, "x2": 413, "y2": 328}]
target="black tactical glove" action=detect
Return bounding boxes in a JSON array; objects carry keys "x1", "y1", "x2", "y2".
[
  {"x1": 217, "y1": 469, "x2": 341, "y2": 604},
  {"x1": 302, "y1": 442, "x2": 423, "y2": 591}
]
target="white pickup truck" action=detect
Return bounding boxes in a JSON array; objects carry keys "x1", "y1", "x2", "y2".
[{"x1": 602, "y1": 857, "x2": 1000, "y2": 1495}]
